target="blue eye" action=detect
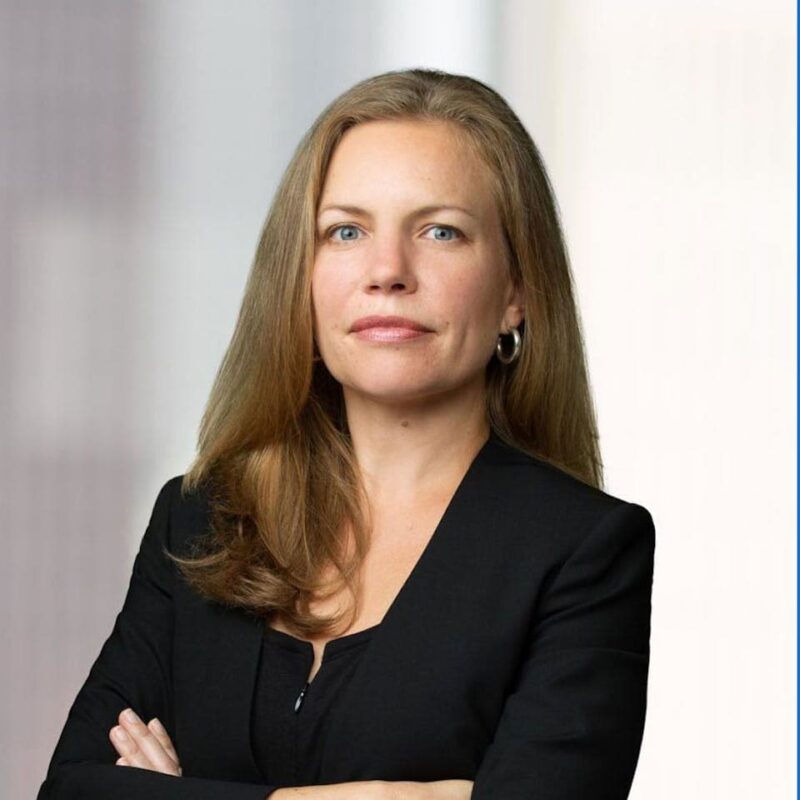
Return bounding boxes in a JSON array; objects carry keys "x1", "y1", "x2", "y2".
[
  {"x1": 426, "y1": 225, "x2": 462, "y2": 241},
  {"x1": 325, "y1": 223, "x2": 462, "y2": 242},
  {"x1": 328, "y1": 224, "x2": 361, "y2": 241}
]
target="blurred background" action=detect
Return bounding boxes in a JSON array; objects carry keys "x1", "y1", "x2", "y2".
[{"x1": 1, "y1": 0, "x2": 795, "y2": 797}]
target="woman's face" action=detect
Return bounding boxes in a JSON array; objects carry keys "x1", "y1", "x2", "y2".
[{"x1": 311, "y1": 119, "x2": 524, "y2": 407}]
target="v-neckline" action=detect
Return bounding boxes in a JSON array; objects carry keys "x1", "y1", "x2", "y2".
[
  {"x1": 358, "y1": 429, "x2": 497, "y2": 634},
  {"x1": 261, "y1": 431, "x2": 497, "y2": 672},
  {"x1": 266, "y1": 430, "x2": 500, "y2": 648},
  {"x1": 312, "y1": 430, "x2": 502, "y2": 769},
  {"x1": 241, "y1": 429, "x2": 503, "y2": 783}
]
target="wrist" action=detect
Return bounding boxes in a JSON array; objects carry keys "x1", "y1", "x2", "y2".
[
  {"x1": 369, "y1": 780, "x2": 394, "y2": 800},
  {"x1": 373, "y1": 780, "x2": 418, "y2": 800},
  {"x1": 268, "y1": 781, "x2": 388, "y2": 799}
]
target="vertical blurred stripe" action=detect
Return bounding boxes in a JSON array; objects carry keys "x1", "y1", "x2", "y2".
[{"x1": 1, "y1": 3, "x2": 145, "y2": 794}]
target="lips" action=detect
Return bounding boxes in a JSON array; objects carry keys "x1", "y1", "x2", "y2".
[{"x1": 350, "y1": 315, "x2": 432, "y2": 333}]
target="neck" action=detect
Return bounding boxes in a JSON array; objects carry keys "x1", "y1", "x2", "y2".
[{"x1": 342, "y1": 377, "x2": 490, "y2": 505}]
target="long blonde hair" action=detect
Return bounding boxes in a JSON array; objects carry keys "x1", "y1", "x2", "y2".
[{"x1": 170, "y1": 68, "x2": 603, "y2": 638}]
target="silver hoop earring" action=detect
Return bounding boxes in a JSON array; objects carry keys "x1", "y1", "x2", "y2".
[{"x1": 496, "y1": 326, "x2": 521, "y2": 365}]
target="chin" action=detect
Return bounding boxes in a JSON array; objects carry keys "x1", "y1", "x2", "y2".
[
  {"x1": 341, "y1": 373, "x2": 460, "y2": 403},
  {"x1": 342, "y1": 371, "x2": 430, "y2": 391}
]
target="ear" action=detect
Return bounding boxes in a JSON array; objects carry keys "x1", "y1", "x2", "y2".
[{"x1": 501, "y1": 280, "x2": 526, "y2": 333}]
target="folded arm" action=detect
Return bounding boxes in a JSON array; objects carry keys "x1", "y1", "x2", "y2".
[
  {"x1": 471, "y1": 501, "x2": 656, "y2": 800},
  {"x1": 36, "y1": 477, "x2": 279, "y2": 800}
]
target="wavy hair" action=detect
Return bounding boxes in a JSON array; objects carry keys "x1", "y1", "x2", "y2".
[{"x1": 169, "y1": 68, "x2": 603, "y2": 638}]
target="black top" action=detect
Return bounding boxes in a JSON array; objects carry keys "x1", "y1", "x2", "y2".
[
  {"x1": 252, "y1": 623, "x2": 380, "y2": 792},
  {"x1": 37, "y1": 432, "x2": 655, "y2": 800}
]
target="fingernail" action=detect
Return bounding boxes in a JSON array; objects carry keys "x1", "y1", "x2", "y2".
[
  {"x1": 112, "y1": 726, "x2": 129, "y2": 742},
  {"x1": 123, "y1": 709, "x2": 140, "y2": 724},
  {"x1": 150, "y1": 718, "x2": 166, "y2": 734}
]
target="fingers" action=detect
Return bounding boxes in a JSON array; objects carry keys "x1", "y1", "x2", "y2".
[
  {"x1": 110, "y1": 723, "x2": 151, "y2": 770},
  {"x1": 110, "y1": 708, "x2": 179, "y2": 774},
  {"x1": 109, "y1": 708, "x2": 181, "y2": 776},
  {"x1": 147, "y1": 717, "x2": 181, "y2": 767}
]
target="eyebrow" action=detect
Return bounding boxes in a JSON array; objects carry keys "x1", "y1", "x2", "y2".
[{"x1": 317, "y1": 203, "x2": 478, "y2": 220}]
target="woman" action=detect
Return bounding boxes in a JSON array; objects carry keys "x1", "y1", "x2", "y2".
[{"x1": 38, "y1": 68, "x2": 655, "y2": 800}]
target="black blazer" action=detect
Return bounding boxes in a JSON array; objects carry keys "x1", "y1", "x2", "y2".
[{"x1": 37, "y1": 431, "x2": 655, "y2": 799}]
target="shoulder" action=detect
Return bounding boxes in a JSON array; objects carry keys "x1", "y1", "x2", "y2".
[
  {"x1": 153, "y1": 439, "x2": 654, "y2": 564},
  {"x1": 148, "y1": 474, "x2": 214, "y2": 555},
  {"x1": 483, "y1": 433, "x2": 629, "y2": 511},
  {"x1": 481, "y1": 434, "x2": 654, "y2": 561}
]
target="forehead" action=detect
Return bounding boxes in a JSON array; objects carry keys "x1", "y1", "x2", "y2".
[{"x1": 319, "y1": 119, "x2": 496, "y2": 214}]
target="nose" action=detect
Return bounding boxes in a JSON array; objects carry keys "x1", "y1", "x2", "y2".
[{"x1": 363, "y1": 234, "x2": 418, "y2": 294}]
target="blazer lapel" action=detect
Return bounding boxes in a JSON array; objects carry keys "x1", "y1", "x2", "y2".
[
  {"x1": 173, "y1": 501, "x2": 268, "y2": 783},
  {"x1": 175, "y1": 430, "x2": 518, "y2": 784},
  {"x1": 317, "y1": 432, "x2": 511, "y2": 781}
]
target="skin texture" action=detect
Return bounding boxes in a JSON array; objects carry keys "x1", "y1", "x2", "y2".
[
  {"x1": 311, "y1": 118, "x2": 524, "y2": 529},
  {"x1": 109, "y1": 707, "x2": 181, "y2": 775},
  {"x1": 109, "y1": 120, "x2": 523, "y2": 799},
  {"x1": 312, "y1": 118, "x2": 523, "y2": 420}
]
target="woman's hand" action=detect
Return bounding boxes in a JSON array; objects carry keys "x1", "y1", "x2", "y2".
[
  {"x1": 375, "y1": 779, "x2": 474, "y2": 799},
  {"x1": 270, "y1": 779, "x2": 473, "y2": 799},
  {"x1": 109, "y1": 707, "x2": 182, "y2": 776}
]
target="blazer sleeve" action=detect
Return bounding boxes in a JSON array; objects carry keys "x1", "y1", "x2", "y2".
[
  {"x1": 471, "y1": 501, "x2": 656, "y2": 800},
  {"x1": 36, "y1": 477, "x2": 279, "y2": 800}
]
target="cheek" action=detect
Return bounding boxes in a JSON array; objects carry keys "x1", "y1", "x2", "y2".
[
  {"x1": 311, "y1": 262, "x2": 349, "y2": 337},
  {"x1": 447, "y1": 273, "x2": 504, "y2": 330},
  {"x1": 310, "y1": 262, "x2": 331, "y2": 316}
]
